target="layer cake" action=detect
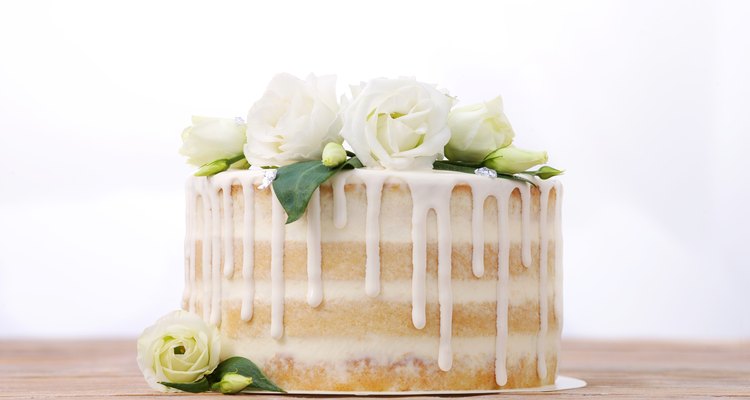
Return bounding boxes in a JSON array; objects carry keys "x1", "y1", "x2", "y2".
[{"x1": 182, "y1": 168, "x2": 562, "y2": 391}]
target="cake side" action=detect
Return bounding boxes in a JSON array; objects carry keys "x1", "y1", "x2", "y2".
[{"x1": 183, "y1": 169, "x2": 562, "y2": 391}]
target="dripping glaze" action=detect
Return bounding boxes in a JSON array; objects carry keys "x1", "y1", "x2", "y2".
[{"x1": 184, "y1": 169, "x2": 562, "y2": 387}]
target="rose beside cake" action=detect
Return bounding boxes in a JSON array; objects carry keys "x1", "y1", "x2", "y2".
[{"x1": 137, "y1": 73, "x2": 563, "y2": 394}]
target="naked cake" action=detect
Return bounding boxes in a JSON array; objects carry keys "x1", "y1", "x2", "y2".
[{"x1": 137, "y1": 73, "x2": 564, "y2": 394}]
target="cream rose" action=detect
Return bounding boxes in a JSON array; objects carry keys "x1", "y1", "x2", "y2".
[
  {"x1": 136, "y1": 310, "x2": 221, "y2": 392},
  {"x1": 179, "y1": 116, "x2": 247, "y2": 167},
  {"x1": 340, "y1": 77, "x2": 455, "y2": 170},
  {"x1": 444, "y1": 96, "x2": 515, "y2": 164},
  {"x1": 244, "y1": 73, "x2": 341, "y2": 167}
]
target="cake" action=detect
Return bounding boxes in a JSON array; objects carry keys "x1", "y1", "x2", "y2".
[
  {"x1": 137, "y1": 73, "x2": 564, "y2": 394},
  {"x1": 182, "y1": 167, "x2": 562, "y2": 391}
]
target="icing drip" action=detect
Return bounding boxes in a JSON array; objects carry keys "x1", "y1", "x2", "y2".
[
  {"x1": 407, "y1": 179, "x2": 455, "y2": 371},
  {"x1": 364, "y1": 175, "x2": 386, "y2": 297},
  {"x1": 208, "y1": 182, "x2": 222, "y2": 326},
  {"x1": 198, "y1": 179, "x2": 212, "y2": 322},
  {"x1": 470, "y1": 185, "x2": 490, "y2": 277},
  {"x1": 306, "y1": 189, "x2": 323, "y2": 307},
  {"x1": 494, "y1": 185, "x2": 513, "y2": 386},
  {"x1": 410, "y1": 205, "x2": 427, "y2": 330},
  {"x1": 536, "y1": 181, "x2": 552, "y2": 379},
  {"x1": 472, "y1": 183, "x2": 532, "y2": 275},
  {"x1": 554, "y1": 183, "x2": 564, "y2": 327},
  {"x1": 184, "y1": 180, "x2": 197, "y2": 312},
  {"x1": 436, "y1": 205, "x2": 453, "y2": 371},
  {"x1": 240, "y1": 177, "x2": 255, "y2": 321},
  {"x1": 221, "y1": 181, "x2": 235, "y2": 278},
  {"x1": 520, "y1": 185, "x2": 532, "y2": 268},
  {"x1": 270, "y1": 189, "x2": 286, "y2": 339},
  {"x1": 332, "y1": 173, "x2": 348, "y2": 229}
]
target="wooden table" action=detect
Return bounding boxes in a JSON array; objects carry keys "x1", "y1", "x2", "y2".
[{"x1": 0, "y1": 340, "x2": 748, "y2": 399}]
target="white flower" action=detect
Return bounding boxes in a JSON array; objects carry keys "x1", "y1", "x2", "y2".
[
  {"x1": 244, "y1": 73, "x2": 341, "y2": 167},
  {"x1": 212, "y1": 373, "x2": 253, "y2": 394},
  {"x1": 340, "y1": 77, "x2": 455, "y2": 170},
  {"x1": 483, "y1": 145, "x2": 548, "y2": 174},
  {"x1": 321, "y1": 142, "x2": 347, "y2": 167},
  {"x1": 179, "y1": 116, "x2": 246, "y2": 167},
  {"x1": 444, "y1": 96, "x2": 515, "y2": 164},
  {"x1": 136, "y1": 310, "x2": 221, "y2": 392}
]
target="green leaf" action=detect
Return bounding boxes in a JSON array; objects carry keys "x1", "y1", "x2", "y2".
[
  {"x1": 433, "y1": 160, "x2": 538, "y2": 187},
  {"x1": 160, "y1": 377, "x2": 211, "y2": 393},
  {"x1": 343, "y1": 157, "x2": 363, "y2": 169},
  {"x1": 208, "y1": 356, "x2": 285, "y2": 393},
  {"x1": 272, "y1": 157, "x2": 362, "y2": 224},
  {"x1": 433, "y1": 160, "x2": 481, "y2": 174}
]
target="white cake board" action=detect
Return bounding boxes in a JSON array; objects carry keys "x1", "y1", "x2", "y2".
[{"x1": 281, "y1": 375, "x2": 586, "y2": 396}]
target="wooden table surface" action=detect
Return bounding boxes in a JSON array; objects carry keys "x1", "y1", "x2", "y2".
[{"x1": 0, "y1": 340, "x2": 748, "y2": 399}]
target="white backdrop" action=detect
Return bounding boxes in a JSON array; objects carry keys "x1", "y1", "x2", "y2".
[{"x1": 1, "y1": 0, "x2": 748, "y2": 339}]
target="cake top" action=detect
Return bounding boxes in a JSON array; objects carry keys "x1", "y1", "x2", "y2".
[{"x1": 179, "y1": 73, "x2": 562, "y2": 223}]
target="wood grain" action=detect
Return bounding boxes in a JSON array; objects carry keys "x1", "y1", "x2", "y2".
[{"x1": 0, "y1": 339, "x2": 748, "y2": 399}]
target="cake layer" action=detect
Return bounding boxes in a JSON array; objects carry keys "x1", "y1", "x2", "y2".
[
  {"x1": 186, "y1": 298, "x2": 559, "y2": 337},
  {"x1": 222, "y1": 335, "x2": 559, "y2": 390},
  {"x1": 190, "y1": 241, "x2": 557, "y2": 282}
]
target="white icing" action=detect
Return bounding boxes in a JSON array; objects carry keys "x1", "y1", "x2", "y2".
[
  {"x1": 218, "y1": 278, "x2": 540, "y2": 304},
  {"x1": 198, "y1": 179, "x2": 212, "y2": 322},
  {"x1": 208, "y1": 181, "x2": 222, "y2": 326},
  {"x1": 520, "y1": 185, "x2": 532, "y2": 268},
  {"x1": 436, "y1": 205, "x2": 454, "y2": 371},
  {"x1": 240, "y1": 176, "x2": 255, "y2": 321},
  {"x1": 536, "y1": 180, "x2": 552, "y2": 380},
  {"x1": 406, "y1": 178, "x2": 457, "y2": 371},
  {"x1": 220, "y1": 180, "x2": 235, "y2": 278},
  {"x1": 306, "y1": 189, "x2": 323, "y2": 307},
  {"x1": 270, "y1": 188, "x2": 285, "y2": 339},
  {"x1": 364, "y1": 174, "x2": 386, "y2": 297},
  {"x1": 471, "y1": 185, "x2": 489, "y2": 278},
  {"x1": 332, "y1": 173, "x2": 348, "y2": 229},
  {"x1": 185, "y1": 169, "x2": 562, "y2": 385},
  {"x1": 553, "y1": 183, "x2": 564, "y2": 350},
  {"x1": 494, "y1": 184, "x2": 512, "y2": 385},
  {"x1": 223, "y1": 333, "x2": 561, "y2": 369},
  {"x1": 410, "y1": 205, "x2": 427, "y2": 330},
  {"x1": 184, "y1": 179, "x2": 197, "y2": 312}
]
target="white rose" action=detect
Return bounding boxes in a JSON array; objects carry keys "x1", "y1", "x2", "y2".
[
  {"x1": 136, "y1": 310, "x2": 221, "y2": 392},
  {"x1": 179, "y1": 116, "x2": 247, "y2": 166},
  {"x1": 244, "y1": 73, "x2": 341, "y2": 167},
  {"x1": 444, "y1": 96, "x2": 515, "y2": 164},
  {"x1": 340, "y1": 77, "x2": 455, "y2": 170}
]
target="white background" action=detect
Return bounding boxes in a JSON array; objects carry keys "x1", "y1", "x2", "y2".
[{"x1": 1, "y1": 0, "x2": 748, "y2": 339}]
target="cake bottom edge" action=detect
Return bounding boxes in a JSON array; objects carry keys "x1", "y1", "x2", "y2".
[{"x1": 233, "y1": 351, "x2": 558, "y2": 391}]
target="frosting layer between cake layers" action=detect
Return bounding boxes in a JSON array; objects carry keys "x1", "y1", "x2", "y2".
[{"x1": 182, "y1": 168, "x2": 562, "y2": 391}]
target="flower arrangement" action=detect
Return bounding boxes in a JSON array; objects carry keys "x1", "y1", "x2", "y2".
[{"x1": 180, "y1": 73, "x2": 562, "y2": 224}]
